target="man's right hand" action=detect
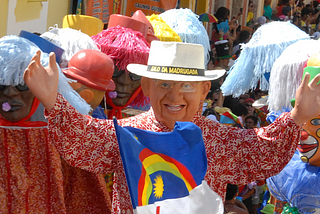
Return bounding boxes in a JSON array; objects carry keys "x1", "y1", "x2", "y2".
[{"x1": 24, "y1": 50, "x2": 59, "y2": 112}]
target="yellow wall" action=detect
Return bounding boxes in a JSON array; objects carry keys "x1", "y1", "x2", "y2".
[
  {"x1": 0, "y1": 0, "x2": 9, "y2": 37},
  {"x1": 196, "y1": 0, "x2": 206, "y2": 14},
  {"x1": 180, "y1": 0, "x2": 190, "y2": 9},
  {"x1": 47, "y1": 0, "x2": 69, "y2": 29}
]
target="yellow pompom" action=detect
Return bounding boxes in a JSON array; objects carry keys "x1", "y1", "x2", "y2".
[
  {"x1": 307, "y1": 52, "x2": 320, "y2": 67},
  {"x1": 147, "y1": 14, "x2": 182, "y2": 42}
]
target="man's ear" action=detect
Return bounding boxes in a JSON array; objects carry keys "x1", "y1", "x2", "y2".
[
  {"x1": 141, "y1": 77, "x2": 151, "y2": 97},
  {"x1": 200, "y1": 81, "x2": 211, "y2": 100}
]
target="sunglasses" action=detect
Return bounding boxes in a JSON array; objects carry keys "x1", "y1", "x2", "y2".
[
  {"x1": 245, "y1": 104, "x2": 253, "y2": 107},
  {"x1": 112, "y1": 68, "x2": 141, "y2": 81},
  {"x1": 0, "y1": 84, "x2": 29, "y2": 91}
]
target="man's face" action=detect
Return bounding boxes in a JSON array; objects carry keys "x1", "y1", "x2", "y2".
[
  {"x1": 245, "y1": 118, "x2": 255, "y2": 129},
  {"x1": 112, "y1": 67, "x2": 141, "y2": 107},
  {"x1": 220, "y1": 58, "x2": 230, "y2": 70},
  {"x1": 0, "y1": 85, "x2": 35, "y2": 122},
  {"x1": 141, "y1": 78, "x2": 210, "y2": 128}
]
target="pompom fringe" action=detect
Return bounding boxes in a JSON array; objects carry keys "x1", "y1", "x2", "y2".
[
  {"x1": 221, "y1": 21, "x2": 310, "y2": 97},
  {"x1": 268, "y1": 39, "x2": 320, "y2": 112},
  {"x1": 92, "y1": 26, "x2": 150, "y2": 72},
  {"x1": 41, "y1": 26, "x2": 99, "y2": 68},
  {"x1": 160, "y1": 8, "x2": 211, "y2": 66}
]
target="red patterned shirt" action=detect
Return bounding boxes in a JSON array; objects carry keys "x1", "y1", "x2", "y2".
[{"x1": 46, "y1": 94, "x2": 301, "y2": 214}]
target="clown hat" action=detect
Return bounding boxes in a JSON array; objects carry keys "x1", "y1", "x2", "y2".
[
  {"x1": 19, "y1": 30, "x2": 64, "y2": 63},
  {"x1": 108, "y1": 10, "x2": 158, "y2": 44},
  {"x1": 127, "y1": 41, "x2": 225, "y2": 81},
  {"x1": 63, "y1": 49, "x2": 115, "y2": 91}
]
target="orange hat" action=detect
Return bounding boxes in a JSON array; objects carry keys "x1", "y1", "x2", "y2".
[
  {"x1": 63, "y1": 49, "x2": 115, "y2": 91},
  {"x1": 107, "y1": 10, "x2": 159, "y2": 44}
]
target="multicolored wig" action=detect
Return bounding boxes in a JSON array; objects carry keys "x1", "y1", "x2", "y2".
[
  {"x1": 159, "y1": 8, "x2": 211, "y2": 66},
  {"x1": 41, "y1": 25, "x2": 99, "y2": 68},
  {"x1": 147, "y1": 14, "x2": 182, "y2": 42},
  {"x1": 92, "y1": 26, "x2": 150, "y2": 107},
  {"x1": 0, "y1": 35, "x2": 91, "y2": 120}
]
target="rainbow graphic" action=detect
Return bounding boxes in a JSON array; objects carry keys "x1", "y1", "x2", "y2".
[
  {"x1": 113, "y1": 119, "x2": 207, "y2": 209},
  {"x1": 138, "y1": 148, "x2": 197, "y2": 206}
]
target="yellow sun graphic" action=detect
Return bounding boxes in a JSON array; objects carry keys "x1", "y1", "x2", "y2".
[{"x1": 153, "y1": 175, "x2": 164, "y2": 199}]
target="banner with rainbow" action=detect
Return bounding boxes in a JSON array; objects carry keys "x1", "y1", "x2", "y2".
[{"x1": 113, "y1": 119, "x2": 223, "y2": 213}]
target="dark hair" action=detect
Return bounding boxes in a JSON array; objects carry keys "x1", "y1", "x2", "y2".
[
  {"x1": 203, "y1": 108, "x2": 216, "y2": 117},
  {"x1": 233, "y1": 103, "x2": 248, "y2": 117},
  {"x1": 226, "y1": 184, "x2": 238, "y2": 200},
  {"x1": 245, "y1": 115, "x2": 258, "y2": 125},
  {"x1": 301, "y1": 7, "x2": 313, "y2": 17},
  {"x1": 215, "y1": 7, "x2": 230, "y2": 22},
  {"x1": 239, "y1": 30, "x2": 251, "y2": 43},
  {"x1": 313, "y1": 0, "x2": 319, "y2": 8},
  {"x1": 207, "y1": 51, "x2": 215, "y2": 66}
]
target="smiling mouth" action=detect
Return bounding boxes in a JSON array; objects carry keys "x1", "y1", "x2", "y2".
[
  {"x1": 298, "y1": 135, "x2": 318, "y2": 158},
  {"x1": 164, "y1": 104, "x2": 185, "y2": 112}
]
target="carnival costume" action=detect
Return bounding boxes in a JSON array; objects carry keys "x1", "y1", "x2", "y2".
[
  {"x1": 0, "y1": 35, "x2": 90, "y2": 213},
  {"x1": 42, "y1": 41, "x2": 302, "y2": 214}
]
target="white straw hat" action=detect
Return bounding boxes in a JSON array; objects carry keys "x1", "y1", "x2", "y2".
[{"x1": 127, "y1": 41, "x2": 225, "y2": 81}]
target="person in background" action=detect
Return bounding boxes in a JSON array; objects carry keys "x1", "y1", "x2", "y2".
[
  {"x1": 207, "y1": 51, "x2": 215, "y2": 70},
  {"x1": 245, "y1": 115, "x2": 259, "y2": 129},
  {"x1": 225, "y1": 184, "x2": 249, "y2": 214},
  {"x1": 214, "y1": 40, "x2": 232, "y2": 71},
  {"x1": 247, "y1": 1, "x2": 254, "y2": 27},
  {"x1": 232, "y1": 30, "x2": 251, "y2": 57},
  {"x1": 264, "y1": 0, "x2": 273, "y2": 20}
]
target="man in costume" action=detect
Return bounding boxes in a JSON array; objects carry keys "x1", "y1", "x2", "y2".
[
  {"x1": 0, "y1": 35, "x2": 91, "y2": 213},
  {"x1": 20, "y1": 30, "x2": 114, "y2": 213},
  {"x1": 24, "y1": 41, "x2": 319, "y2": 213}
]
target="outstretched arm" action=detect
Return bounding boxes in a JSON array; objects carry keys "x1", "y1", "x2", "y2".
[{"x1": 24, "y1": 50, "x2": 58, "y2": 112}]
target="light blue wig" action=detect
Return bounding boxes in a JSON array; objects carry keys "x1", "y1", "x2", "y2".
[
  {"x1": 0, "y1": 35, "x2": 91, "y2": 119},
  {"x1": 221, "y1": 21, "x2": 310, "y2": 98},
  {"x1": 160, "y1": 8, "x2": 211, "y2": 67}
]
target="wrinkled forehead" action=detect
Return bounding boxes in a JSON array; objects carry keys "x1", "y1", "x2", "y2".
[{"x1": 0, "y1": 36, "x2": 49, "y2": 86}]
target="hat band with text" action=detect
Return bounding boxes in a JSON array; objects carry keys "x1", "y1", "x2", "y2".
[{"x1": 147, "y1": 65, "x2": 204, "y2": 76}]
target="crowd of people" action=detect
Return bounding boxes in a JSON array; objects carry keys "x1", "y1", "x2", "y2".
[{"x1": 2, "y1": 1, "x2": 320, "y2": 214}]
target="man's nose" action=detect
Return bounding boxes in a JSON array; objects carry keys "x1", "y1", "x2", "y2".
[
  {"x1": 166, "y1": 85, "x2": 183, "y2": 101},
  {"x1": 115, "y1": 72, "x2": 133, "y2": 85},
  {"x1": 3, "y1": 86, "x2": 19, "y2": 96}
]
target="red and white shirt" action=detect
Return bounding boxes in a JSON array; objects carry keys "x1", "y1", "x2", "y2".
[{"x1": 46, "y1": 94, "x2": 301, "y2": 214}]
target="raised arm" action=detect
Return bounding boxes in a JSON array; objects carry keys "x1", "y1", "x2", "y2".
[
  {"x1": 24, "y1": 50, "x2": 58, "y2": 112},
  {"x1": 24, "y1": 51, "x2": 120, "y2": 174}
]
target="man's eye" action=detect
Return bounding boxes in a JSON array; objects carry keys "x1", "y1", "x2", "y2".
[
  {"x1": 160, "y1": 83, "x2": 171, "y2": 88},
  {"x1": 182, "y1": 83, "x2": 192, "y2": 89}
]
